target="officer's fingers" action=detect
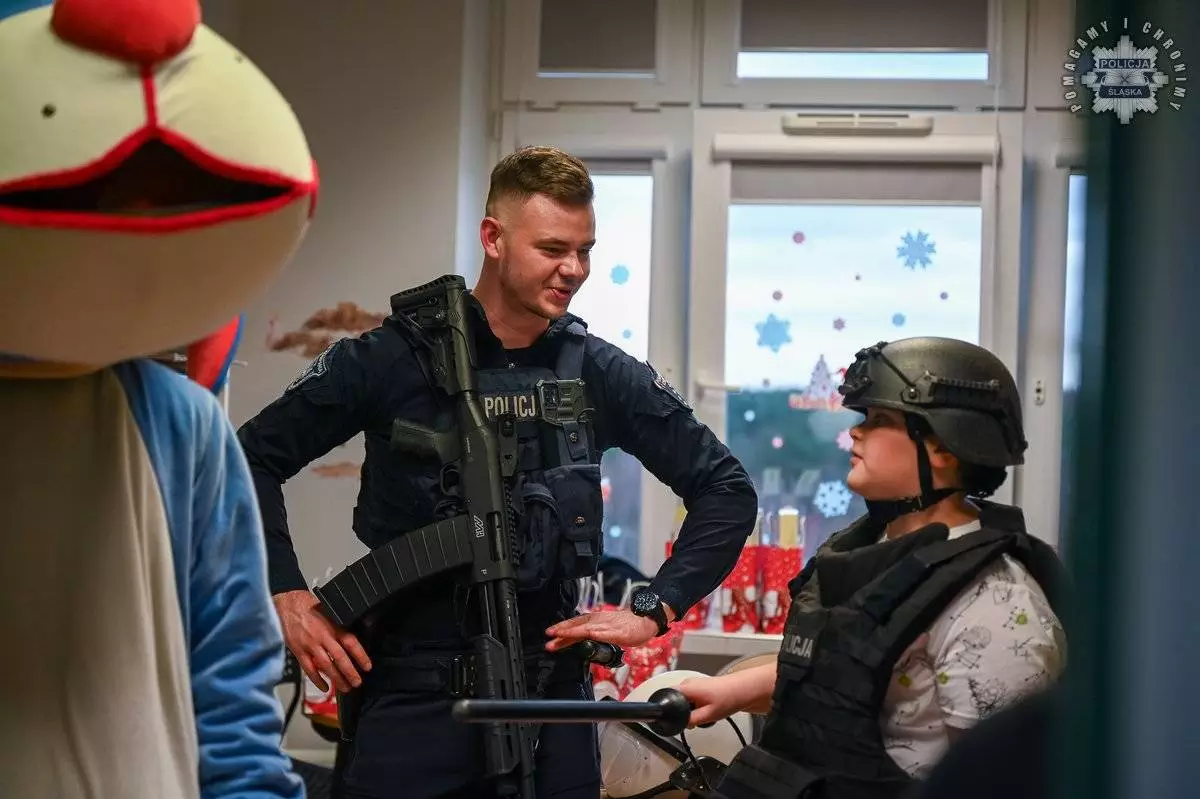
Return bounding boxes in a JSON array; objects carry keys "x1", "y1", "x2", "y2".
[
  {"x1": 325, "y1": 642, "x2": 364, "y2": 689},
  {"x1": 545, "y1": 614, "x2": 593, "y2": 636},
  {"x1": 312, "y1": 647, "x2": 351, "y2": 694},
  {"x1": 297, "y1": 654, "x2": 329, "y2": 694},
  {"x1": 339, "y1": 632, "x2": 373, "y2": 672}
]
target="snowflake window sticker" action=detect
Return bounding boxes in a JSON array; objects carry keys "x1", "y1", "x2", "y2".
[
  {"x1": 814, "y1": 480, "x2": 853, "y2": 519},
  {"x1": 897, "y1": 231, "x2": 936, "y2": 269},
  {"x1": 756, "y1": 313, "x2": 792, "y2": 353}
]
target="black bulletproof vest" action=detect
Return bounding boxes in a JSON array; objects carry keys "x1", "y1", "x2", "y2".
[
  {"x1": 472, "y1": 322, "x2": 606, "y2": 591},
  {"x1": 716, "y1": 501, "x2": 1067, "y2": 799},
  {"x1": 389, "y1": 318, "x2": 605, "y2": 598}
]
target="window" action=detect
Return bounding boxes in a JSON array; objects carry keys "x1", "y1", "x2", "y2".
[
  {"x1": 736, "y1": 0, "x2": 990, "y2": 81},
  {"x1": 1060, "y1": 173, "x2": 1088, "y2": 537},
  {"x1": 686, "y1": 112, "x2": 1012, "y2": 561},
  {"x1": 700, "y1": 0, "x2": 1028, "y2": 109},
  {"x1": 538, "y1": 0, "x2": 656, "y2": 78},
  {"x1": 568, "y1": 172, "x2": 655, "y2": 568},
  {"x1": 724, "y1": 202, "x2": 983, "y2": 557},
  {"x1": 737, "y1": 52, "x2": 990, "y2": 81},
  {"x1": 501, "y1": 0, "x2": 696, "y2": 106}
]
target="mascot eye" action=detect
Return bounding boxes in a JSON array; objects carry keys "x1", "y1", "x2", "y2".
[{"x1": 0, "y1": 140, "x2": 287, "y2": 217}]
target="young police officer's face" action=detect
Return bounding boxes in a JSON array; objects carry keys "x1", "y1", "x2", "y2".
[
  {"x1": 847, "y1": 408, "x2": 930, "y2": 500},
  {"x1": 483, "y1": 193, "x2": 596, "y2": 320}
]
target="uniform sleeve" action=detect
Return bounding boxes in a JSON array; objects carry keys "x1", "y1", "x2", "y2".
[
  {"x1": 191, "y1": 395, "x2": 304, "y2": 799},
  {"x1": 590, "y1": 344, "x2": 758, "y2": 615},
  {"x1": 930, "y1": 560, "x2": 1067, "y2": 731},
  {"x1": 236, "y1": 330, "x2": 408, "y2": 594}
]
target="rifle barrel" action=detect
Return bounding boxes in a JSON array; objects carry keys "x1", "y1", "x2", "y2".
[{"x1": 451, "y1": 687, "x2": 694, "y2": 737}]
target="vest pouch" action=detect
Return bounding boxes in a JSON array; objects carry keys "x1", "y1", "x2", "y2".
[
  {"x1": 543, "y1": 463, "x2": 604, "y2": 580},
  {"x1": 515, "y1": 480, "x2": 559, "y2": 592}
]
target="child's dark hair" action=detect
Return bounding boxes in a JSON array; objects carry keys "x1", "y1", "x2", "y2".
[{"x1": 960, "y1": 462, "x2": 1008, "y2": 498}]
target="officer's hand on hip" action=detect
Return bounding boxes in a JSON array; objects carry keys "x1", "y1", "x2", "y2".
[
  {"x1": 272, "y1": 589, "x2": 372, "y2": 693},
  {"x1": 543, "y1": 609, "x2": 661, "y2": 652}
]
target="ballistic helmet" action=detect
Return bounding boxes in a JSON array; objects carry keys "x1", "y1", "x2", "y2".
[
  {"x1": 839, "y1": 337, "x2": 1026, "y2": 520},
  {"x1": 600, "y1": 670, "x2": 752, "y2": 799}
]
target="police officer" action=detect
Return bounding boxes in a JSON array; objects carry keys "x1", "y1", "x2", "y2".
[
  {"x1": 237, "y1": 146, "x2": 758, "y2": 798},
  {"x1": 673, "y1": 337, "x2": 1069, "y2": 799}
]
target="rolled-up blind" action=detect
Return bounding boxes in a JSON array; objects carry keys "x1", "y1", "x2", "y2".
[
  {"x1": 740, "y1": 0, "x2": 989, "y2": 52},
  {"x1": 732, "y1": 162, "x2": 982, "y2": 203}
]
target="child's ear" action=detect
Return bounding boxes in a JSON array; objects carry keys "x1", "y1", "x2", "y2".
[{"x1": 925, "y1": 437, "x2": 958, "y2": 471}]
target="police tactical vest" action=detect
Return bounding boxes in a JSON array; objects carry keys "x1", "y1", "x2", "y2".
[
  {"x1": 382, "y1": 315, "x2": 605, "y2": 596},
  {"x1": 472, "y1": 322, "x2": 606, "y2": 591},
  {"x1": 716, "y1": 501, "x2": 1067, "y2": 799}
]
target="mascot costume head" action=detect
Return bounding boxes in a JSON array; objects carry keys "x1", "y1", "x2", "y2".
[
  {"x1": 0, "y1": 1, "x2": 318, "y2": 796},
  {"x1": 0, "y1": 0, "x2": 316, "y2": 383}
]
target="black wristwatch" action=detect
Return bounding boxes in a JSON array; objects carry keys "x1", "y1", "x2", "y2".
[{"x1": 630, "y1": 587, "x2": 670, "y2": 637}]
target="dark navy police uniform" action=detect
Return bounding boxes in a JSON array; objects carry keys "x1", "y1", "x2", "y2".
[{"x1": 238, "y1": 290, "x2": 758, "y2": 798}]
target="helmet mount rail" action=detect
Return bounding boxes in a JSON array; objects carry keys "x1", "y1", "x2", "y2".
[{"x1": 452, "y1": 687, "x2": 693, "y2": 737}]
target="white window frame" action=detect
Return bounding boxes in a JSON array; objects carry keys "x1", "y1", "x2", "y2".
[
  {"x1": 686, "y1": 108, "x2": 1026, "y2": 509},
  {"x1": 497, "y1": 109, "x2": 694, "y2": 573},
  {"x1": 500, "y1": 0, "x2": 698, "y2": 108},
  {"x1": 1028, "y1": 0, "x2": 1078, "y2": 109},
  {"x1": 699, "y1": 0, "x2": 1029, "y2": 110},
  {"x1": 1012, "y1": 111, "x2": 1086, "y2": 548}
]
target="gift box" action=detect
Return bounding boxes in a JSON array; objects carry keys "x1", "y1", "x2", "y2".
[
  {"x1": 718, "y1": 544, "x2": 762, "y2": 633},
  {"x1": 759, "y1": 507, "x2": 803, "y2": 634},
  {"x1": 619, "y1": 623, "x2": 685, "y2": 698},
  {"x1": 759, "y1": 546, "x2": 803, "y2": 633}
]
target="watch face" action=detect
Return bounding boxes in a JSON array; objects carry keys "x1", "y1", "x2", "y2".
[{"x1": 632, "y1": 590, "x2": 657, "y2": 614}]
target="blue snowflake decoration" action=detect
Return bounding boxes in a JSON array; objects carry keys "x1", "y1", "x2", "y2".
[
  {"x1": 621, "y1": 329, "x2": 633, "y2": 340},
  {"x1": 897, "y1": 230, "x2": 936, "y2": 269},
  {"x1": 610, "y1": 265, "x2": 630, "y2": 285},
  {"x1": 892, "y1": 313, "x2": 907, "y2": 327},
  {"x1": 755, "y1": 313, "x2": 793, "y2": 353}
]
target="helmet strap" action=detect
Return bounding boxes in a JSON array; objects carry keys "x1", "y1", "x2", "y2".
[{"x1": 865, "y1": 416, "x2": 963, "y2": 526}]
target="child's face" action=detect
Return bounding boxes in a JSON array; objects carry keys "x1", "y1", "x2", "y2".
[{"x1": 847, "y1": 407, "x2": 930, "y2": 500}]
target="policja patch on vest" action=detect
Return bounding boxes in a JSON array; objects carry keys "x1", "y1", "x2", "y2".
[
  {"x1": 647, "y1": 363, "x2": 691, "y2": 411},
  {"x1": 481, "y1": 389, "x2": 541, "y2": 422}
]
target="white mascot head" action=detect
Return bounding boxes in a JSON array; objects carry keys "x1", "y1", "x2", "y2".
[
  {"x1": 601, "y1": 670, "x2": 752, "y2": 799},
  {"x1": 0, "y1": 0, "x2": 317, "y2": 370}
]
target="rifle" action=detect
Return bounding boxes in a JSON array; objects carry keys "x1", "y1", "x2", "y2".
[{"x1": 312, "y1": 274, "x2": 620, "y2": 798}]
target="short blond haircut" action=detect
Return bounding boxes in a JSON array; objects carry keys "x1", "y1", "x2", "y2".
[{"x1": 485, "y1": 146, "x2": 594, "y2": 217}]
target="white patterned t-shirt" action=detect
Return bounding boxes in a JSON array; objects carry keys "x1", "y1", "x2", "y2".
[{"x1": 879, "y1": 520, "x2": 1067, "y2": 779}]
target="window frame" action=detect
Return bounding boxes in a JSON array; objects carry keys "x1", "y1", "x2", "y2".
[
  {"x1": 1027, "y1": 0, "x2": 1078, "y2": 110},
  {"x1": 497, "y1": 109, "x2": 694, "y2": 573},
  {"x1": 698, "y1": 0, "x2": 1029, "y2": 111},
  {"x1": 1012, "y1": 111, "x2": 1086, "y2": 549},
  {"x1": 499, "y1": 0, "x2": 698, "y2": 108},
  {"x1": 686, "y1": 108, "x2": 1026, "y2": 509}
]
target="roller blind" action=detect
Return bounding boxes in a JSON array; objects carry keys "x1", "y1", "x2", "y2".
[
  {"x1": 740, "y1": 0, "x2": 990, "y2": 52},
  {"x1": 540, "y1": 0, "x2": 658, "y2": 72},
  {"x1": 731, "y1": 162, "x2": 982, "y2": 203},
  {"x1": 585, "y1": 159, "x2": 653, "y2": 176}
]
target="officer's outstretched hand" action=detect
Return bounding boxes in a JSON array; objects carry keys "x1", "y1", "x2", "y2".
[
  {"x1": 543, "y1": 609, "x2": 660, "y2": 652},
  {"x1": 273, "y1": 589, "x2": 373, "y2": 694}
]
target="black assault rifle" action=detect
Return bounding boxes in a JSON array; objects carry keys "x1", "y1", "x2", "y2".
[{"x1": 312, "y1": 274, "x2": 620, "y2": 799}]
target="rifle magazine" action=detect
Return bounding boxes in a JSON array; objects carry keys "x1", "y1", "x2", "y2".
[{"x1": 316, "y1": 515, "x2": 475, "y2": 627}]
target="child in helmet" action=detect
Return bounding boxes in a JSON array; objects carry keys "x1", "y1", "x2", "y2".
[{"x1": 678, "y1": 336, "x2": 1068, "y2": 799}]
